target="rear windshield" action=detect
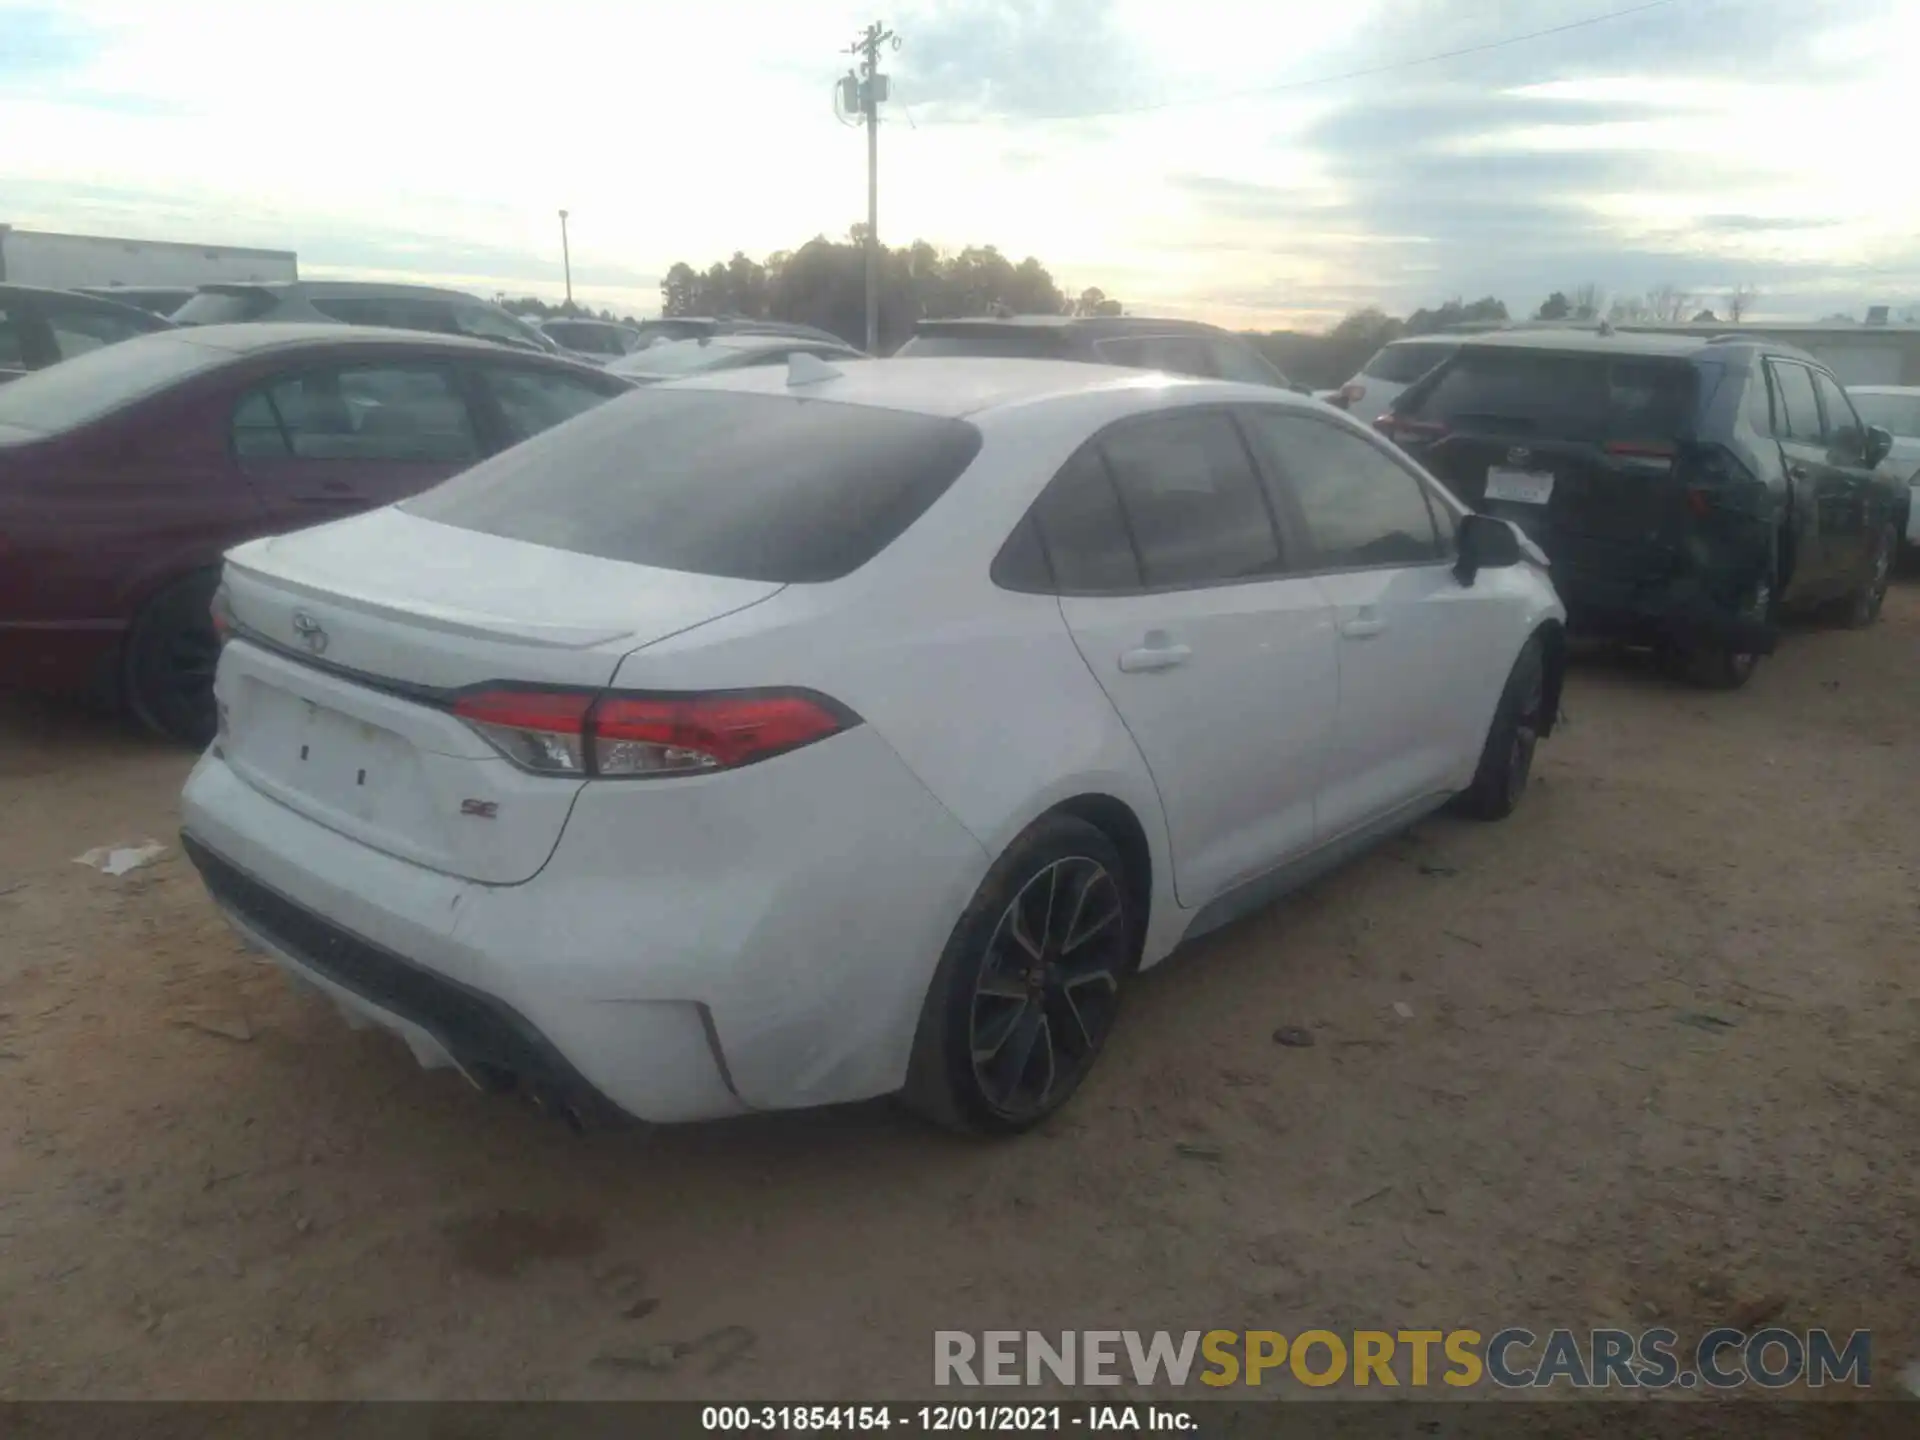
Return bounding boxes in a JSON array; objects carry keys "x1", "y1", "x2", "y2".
[
  {"x1": 1402, "y1": 348, "x2": 1706, "y2": 441},
  {"x1": 0, "y1": 333, "x2": 228, "y2": 433},
  {"x1": 1362, "y1": 342, "x2": 1456, "y2": 384},
  {"x1": 402, "y1": 389, "x2": 985, "y2": 583},
  {"x1": 173, "y1": 290, "x2": 274, "y2": 326},
  {"x1": 1851, "y1": 391, "x2": 1920, "y2": 439},
  {"x1": 896, "y1": 331, "x2": 1068, "y2": 360}
]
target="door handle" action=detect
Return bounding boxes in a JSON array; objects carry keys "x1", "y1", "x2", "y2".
[
  {"x1": 1340, "y1": 616, "x2": 1387, "y2": 639},
  {"x1": 1118, "y1": 633, "x2": 1191, "y2": 672}
]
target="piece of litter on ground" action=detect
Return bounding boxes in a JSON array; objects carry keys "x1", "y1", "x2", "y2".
[
  {"x1": 1349, "y1": 1184, "x2": 1394, "y2": 1210},
  {"x1": 1393, "y1": 1001, "x2": 1416, "y2": 1020},
  {"x1": 1416, "y1": 1183, "x2": 1447, "y2": 1215},
  {"x1": 1900, "y1": 1360, "x2": 1920, "y2": 1399},
  {"x1": 173, "y1": 1013, "x2": 254, "y2": 1043},
  {"x1": 0, "y1": 880, "x2": 27, "y2": 897},
  {"x1": 1174, "y1": 1141, "x2": 1225, "y2": 1163},
  {"x1": 1442, "y1": 929, "x2": 1483, "y2": 949},
  {"x1": 1675, "y1": 1011, "x2": 1736, "y2": 1031},
  {"x1": 1271, "y1": 1026, "x2": 1315, "y2": 1048},
  {"x1": 1416, "y1": 863, "x2": 1458, "y2": 877},
  {"x1": 73, "y1": 841, "x2": 166, "y2": 877}
]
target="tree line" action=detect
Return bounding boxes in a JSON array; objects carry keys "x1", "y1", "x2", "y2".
[{"x1": 655, "y1": 230, "x2": 1123, "y2": 353}]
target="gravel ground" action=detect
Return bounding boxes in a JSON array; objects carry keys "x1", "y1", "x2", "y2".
[{"x1": 1, "y1": 583, "x2": 1915, "y2": 1403}]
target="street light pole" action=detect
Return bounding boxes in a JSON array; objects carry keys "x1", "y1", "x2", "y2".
[{"x1": 558, "y1": 209, "x2": 573, "y2": 310}]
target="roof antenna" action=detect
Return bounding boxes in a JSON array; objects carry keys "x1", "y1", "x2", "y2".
[{"x1": 787, "y1": 352, "x2": 842, "y2": 387}]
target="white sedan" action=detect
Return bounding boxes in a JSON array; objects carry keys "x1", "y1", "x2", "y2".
[{"x1": 181, "y1": 356, "x2": 1566, "y2": 1134}]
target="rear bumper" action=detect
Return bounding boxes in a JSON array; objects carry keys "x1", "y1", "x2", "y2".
[
  {"x1": 179, "y1": 727, "x2": 989, "y2": 1125},
  {"x1": 1524, "y1": 533, "x2": 1776, "y2": 655}
]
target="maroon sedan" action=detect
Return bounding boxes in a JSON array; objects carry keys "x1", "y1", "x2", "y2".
[{"x1": 0, "y1": 323, "x2": 632, "y2": 744}]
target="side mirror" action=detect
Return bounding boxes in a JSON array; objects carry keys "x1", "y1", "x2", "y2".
[
  {"x1": 1864, "y1": 424, "x2": 1894, "y2": 468},
  {"x1": 1455, "y1": 512, "x2": 1522, "y2": 586}
]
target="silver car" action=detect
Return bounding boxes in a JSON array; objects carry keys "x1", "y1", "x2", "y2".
[{"x1": 1849, "y1": 386, "x2": 1920, "y2": 548}]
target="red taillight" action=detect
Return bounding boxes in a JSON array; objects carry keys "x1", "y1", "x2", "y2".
[
  {"x1": 1604, "y1": 440, "x2": 1678, "y2": 459},
  {"x1": 1685, "y1": 487, "x2": 1714, "y2": 518},
  {"x1": 210, "y1": 583, "x2": 235, "y2": 644},
  {"x1": 452, "y1": 687, "x2": 853, "y2": 779},
  {"x1": 454, "y1": 688, "x2": 595, "y2": 775}
]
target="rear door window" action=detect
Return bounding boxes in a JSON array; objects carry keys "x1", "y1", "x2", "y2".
[
  {"x1": 1097, "y1": 410, "x2": 1284, "y2": 586},
  {"x1": 1769, "y1": 361, "x2": 1821, "y2": 442},
  {"x1": 1362, "y1": 342, "x2": 1455, "y2": 384},
  {"x1": 402, "y1": 389, "x2": 983, "y2": 583},
  {"x1": 1206, "y1": 339, "x2": 1287, "y2": 387},
  {"x1": 1094, "y1": 334, "x2": 1217, "y2": 378},
  {"x1": 47, "y1": 305, "x2": 160, "y2": 361},
  {"x1": 1405, "y1": 348, "x2": 1700, "y2": 440},
  {"x1": 253, "y1": 364, "x2": 480, "y2": 462},
  {"x1": 477, "y1": 365, "x2": 619, "y2": 442},
  {"x1": 1243, "y1": 409, "x2": 1442, "y2": 569}
]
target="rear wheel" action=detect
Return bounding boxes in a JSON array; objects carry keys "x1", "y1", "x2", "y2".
[
  {"x1": 1676, "y1": 540, "x2": 1777, "y2": 690},
  {"x1": 124, "y1": 570, "x2": 221, "y2": 746},
  {"x1": 903, "y1": 815, "x2": 1136, "y2": 1135},
  {"x1": 1459, "y1": 636, "x2": 1545, "y2": 822},
  {"x1": 1843, "y1": 520, "x2": 1896, "y2": 629}
]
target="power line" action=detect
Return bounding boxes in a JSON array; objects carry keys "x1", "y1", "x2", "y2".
[{"x1": 912, "y1": 0, "x2": 1683, "y2": 126}]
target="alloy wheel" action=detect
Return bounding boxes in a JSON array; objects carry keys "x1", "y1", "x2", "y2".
[{"x1": 969, "y1": 856, "x2": 1126, "y2": 1123}]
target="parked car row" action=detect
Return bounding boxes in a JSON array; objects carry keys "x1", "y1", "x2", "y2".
[{"x1": 3, "y1": 293, "x2": 1903, "y2": 1143}]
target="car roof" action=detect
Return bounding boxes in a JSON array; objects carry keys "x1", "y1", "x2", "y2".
[
  {"x1": 1848, "y1": 384, "x2": 1920, "y2": 397},
  {"x1": 0, "y1": 282, "x2": 174, "y2": 316},
  {"x1": 673, "y1": 354, "x2": 1290, "y2": 418},
  {"x1": 194, "y1": 280, "x2": 489, "y2": 303},
  {"x1": 1447, "y1": 327, "x2": 1828, "y2": 363},
  {"x1": 913, "y1": 314, "x2": 1231, "y2": 337},
  {"x1": 677, "y1": 332, "x2": 854, "y2": 353},
  {"x1": 154, "y1": 322, "x2": 529, "y2": 358}
]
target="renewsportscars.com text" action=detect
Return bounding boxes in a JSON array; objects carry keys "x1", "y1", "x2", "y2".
[{"x1": 934, "y1": 1328, "x2": 1871, "y2": 1390}]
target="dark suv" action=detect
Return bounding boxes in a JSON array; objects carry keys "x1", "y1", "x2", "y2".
[
  {"x1": 1377, "y1": 329, "x2": 1906, "y2": 686},
  {"x1": 896, "y1": 315, "x2": 1306, "y2": 391}
]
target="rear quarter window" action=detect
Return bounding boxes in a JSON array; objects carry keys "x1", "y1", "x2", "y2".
[{"x1": 402, "y1": 390, "x2": 984, "y2": 583}]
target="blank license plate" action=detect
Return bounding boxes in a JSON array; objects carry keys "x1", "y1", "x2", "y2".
[{"x1": 1485, "y1": 467, "x2": 1556, "y2": 505}]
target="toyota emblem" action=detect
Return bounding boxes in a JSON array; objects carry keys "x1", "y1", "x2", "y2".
[{"x1": 290, "y1": 610, "x2": 329, "y2": 655}]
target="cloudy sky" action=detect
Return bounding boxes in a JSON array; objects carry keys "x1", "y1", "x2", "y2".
[{"x1": 1, "y1": 0, "x2": 1913, "y2": 329}]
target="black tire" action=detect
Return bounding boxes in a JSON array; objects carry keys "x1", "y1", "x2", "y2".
[
  {"x1": 1459, "y1": 636, "x2": 1546, "y2": 822},
  {"x1": 123, "y1": 570, "x2": 222, "y2": 746},
  {"x1": 902, "y1": 814, "x2": 1138, "y2": 1136},
  {"x1": 1679, "y1": 538, "x2": 1778, "y2": 690},
  {"x1": 1843, "y1": 520, "x2": 1896, "y2": 629}
]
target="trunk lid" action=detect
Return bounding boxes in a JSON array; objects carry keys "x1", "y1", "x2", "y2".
[
  {"x1": 1390, "y1": 347, "x2": 1708, "y2": 552},
  {"x1": 216, "y1": 507, "x2": 784, "y2": 884}
]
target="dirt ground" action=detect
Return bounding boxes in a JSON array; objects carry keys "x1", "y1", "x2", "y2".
[{"x1": 1, "y1": 584, "x2": 1916, "y2": 1403}]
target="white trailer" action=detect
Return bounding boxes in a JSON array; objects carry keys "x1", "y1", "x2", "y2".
[{"x1": 0, "y1": 225, "x2": 297, "y2": 290}]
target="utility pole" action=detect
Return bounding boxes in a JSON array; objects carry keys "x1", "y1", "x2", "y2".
[
  {"x1": 841, "y1": 22, "x2": 896, "y2": 353},
  {"x1": 558, "y1": 209, "x2": 573, "y2": 310}
]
